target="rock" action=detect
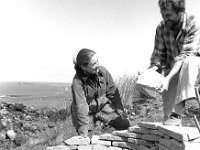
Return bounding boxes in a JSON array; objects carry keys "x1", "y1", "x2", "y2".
[
  {"x1": 0, "y1": 109, "x2": 8, "y2": 116},
  {"x1": 14, "y1": 134, "x2": 26, "y2": 146},
  {"x1": 28, "y1": 137, "x2": 46, "y2": 146},
  {"x1": 112, "y1": 141, "x2": 139, "y2": 150},
  {"x1": 137, "y1": 122, "x2": 162, "y2": 130},
  {"x1": 1, "y1": 118, "x2": 7, "y2": 127},
  {"x1": 157, "y1": 125, "x2": 200, "y2": 142},
  {"x1": 64, "y1": 136, "x2": 90, "y2": 146},
  {"x1": 141, "y1": 134, "x2": 160, "y2": 142},
  {"x1": 112, "y1": 130, "x2": 142, "y2": 138},
  {"x1": 47, "y1": 145, "x2": 72, "y2": 150},
  {"x1": 0, "y1": 131, "x2": 6, "y2": 141},
  {"x1": 100, "y1": 133, "x2": 128, "y2": 142},
  {"x1": 24, "y1": 115, "x2": 32, "y2": 121},
  {"x1": 128, "y1": 125, "x2": 149, "y2": 134},
  {"x1": 91, "y1": 135, "x2": 111, "y2": 146},
  {"x1": 6, "y1": 129, "x2": 16, "y2": 141}
]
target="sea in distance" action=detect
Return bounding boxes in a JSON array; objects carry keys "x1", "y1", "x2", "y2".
[{"x1": 0, "y1": 81, "x2": 72, "y2": 109}]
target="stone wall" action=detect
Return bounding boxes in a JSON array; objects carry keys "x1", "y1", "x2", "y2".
[{"x1": 47, "y1": 122, "x2": 200, "y2": 150}]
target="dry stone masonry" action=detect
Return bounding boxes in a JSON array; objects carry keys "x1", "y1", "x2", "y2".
[{"x1": 47, "y1": 122, "x2": 200, "y2": 150}]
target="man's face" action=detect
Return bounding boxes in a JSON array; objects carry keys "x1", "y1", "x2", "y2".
[
  {"x1": 160, "y1": 3, "x2": 181, "y2": 30},
  {"x1": 81, "y1": 54, "x2": 99, "y2": 74}
]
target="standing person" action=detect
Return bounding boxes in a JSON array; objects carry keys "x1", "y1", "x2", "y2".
[
  {"x1": 71, "y1": 48, "x2": 130, "y2": 137},
  {"x1": 148, "y1": 0, "x2": 200, "y2": 126}
]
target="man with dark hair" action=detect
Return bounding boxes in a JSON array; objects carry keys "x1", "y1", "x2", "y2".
[{"x1": 148, "y1": 0, "x2": 200, "y2": 126}]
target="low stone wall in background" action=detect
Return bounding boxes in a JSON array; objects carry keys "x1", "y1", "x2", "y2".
[{"x1": 47, "y1": 122, "x2": 200, "y2": 150}]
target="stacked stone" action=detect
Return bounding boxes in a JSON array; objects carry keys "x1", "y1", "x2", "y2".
[
  {"x1": 0, "y1": 103, "x2": 16, "y2": 141},
  {"x1": 108, "y1": 122, "x2": 200, "y2": 150},
  {"x1": 47, "y1": 122, "x2": 200, "y2": 150},
  {"x1": 48, "y1": 135, "x2": 124, "y2": 150},
  {"x1": 155, "y1": 123, "x2": 200, "y2": 150}
]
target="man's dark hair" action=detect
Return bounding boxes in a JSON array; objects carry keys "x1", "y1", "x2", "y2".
[{"x1": 158, "y1": 0, "x2": 185, "y2": 13}]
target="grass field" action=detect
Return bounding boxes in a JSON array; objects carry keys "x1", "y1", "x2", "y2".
[{"x1": 0, "y1": 81, "x2": 72, "y2": 109}]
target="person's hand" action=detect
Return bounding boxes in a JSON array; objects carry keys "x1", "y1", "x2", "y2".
[
  {"x1": 155, "y1": 77, "x2": 170, "y2": 93},
  {"x1": 78, "y1": 126, "x2": 88, "y2": 138},
  {"x1": 116, "y1": 109, "x2": 125, "y2": 119},
  {"x1": 116, "y1": 109, "x2": 123, "y2": 116},
  {"x1": 79, "y1": 134, "x2": 88, "y2": 138}
]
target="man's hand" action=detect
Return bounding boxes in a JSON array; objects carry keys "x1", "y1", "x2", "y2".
[
  {"x1": 116, "y1": 109, "x2": 123, "y2": 116},
  {"x1": 155, "y1": 77, "x2": 170, "y2": 93}
]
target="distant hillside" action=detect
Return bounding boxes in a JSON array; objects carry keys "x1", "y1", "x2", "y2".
[{"x1": 0, "y1": 81, "x2": 72, "y2": 98}]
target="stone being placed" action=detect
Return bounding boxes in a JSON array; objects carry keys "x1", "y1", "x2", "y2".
[{"x1": 64, "y1": 136, "x2": 90, "y2": 146}]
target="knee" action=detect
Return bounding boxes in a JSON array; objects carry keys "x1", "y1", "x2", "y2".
[
  {"x1": 182, "y1": 56, "x2": 200, "y2": 67},
  {"x1": 108, "y1": 116, "x2": 130, "y2": 130}
]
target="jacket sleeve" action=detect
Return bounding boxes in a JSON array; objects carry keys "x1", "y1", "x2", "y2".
[
  {"x1": 175, "y1": 16, "x2": 200, "y2": 62},
  {"x1": 102, "y1": 66, "x2": 124, "y2": 111},
  {"x1": 71, "y1": 78, "x2": 89, "y2": 136},
  {"x1": 150, "y1": 23, "x2": 167, "y2": 69}
]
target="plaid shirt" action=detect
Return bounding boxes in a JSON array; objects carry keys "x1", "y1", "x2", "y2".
[{"x1": 150, "y1": 13, "x2": 200, "y2": 70}]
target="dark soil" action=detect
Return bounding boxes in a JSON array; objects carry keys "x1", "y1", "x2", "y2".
[{"x1": 0, "y1": 101, "x2": 73, "y2": 150}]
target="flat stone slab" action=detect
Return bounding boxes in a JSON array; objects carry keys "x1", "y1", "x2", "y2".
[
  {"x1": 47, "y1": 145, "x2": 75, "y2": 150},
  {"x1": 127, "y1": 138, "x2": 155, "y2": 147},
  {"x1": 157, "y1": 125, "x2": 200, "y2": 141},
  {"x1": 159, "y1": 138, "x2": 200, "y2": 150},
  {"x1": 64, "y1": 136, "x2": 90, "y2": 146},
  {"x1": 91, "y1": 135, "x2": 111, "y2": 146},
  {"x1": 139, "y1": 145, "x2": 152, "y2": 150},
  {"x1": 137, "y1": 122, "x2": 163, "y2": 130},
  {"x1": 112, "y1": 141, "x2": 139, "y2": 150},
  {"x1": 159, "y1": 144, "x2": 170, "y2": 150},
  {"x1": 149, "y1": 129, "x2": 164, "y2": 137},
  {"x1": 77, "y1": 145, "x2": 123, "y2": 150},
  {"x1": 128, "y1": 125, "x2": 149, "y2": 134},
  {"x1": 135, "y1": 122, "x2": 200, "y2": 141},
  {"x1": 112, "y1": 130, "x2": 142, "y2": 138},
  {"x1": 141, "y1": 134, "x2": 160, "y2": 142},
  {"x1": 159, "y1": 138, "x2": 183, "y2": 150},
  {"x1": 100, "y1": 133, "x2": 128, "y2": 142}
]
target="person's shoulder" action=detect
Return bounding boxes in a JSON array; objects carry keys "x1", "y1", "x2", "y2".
[
  {"x1": 99, "y1": 66, "x2": 109, "y2": 73},
  {"x1": 156, "y1": 21, "x2": 165, "y2": 30},
  {"x1": 72, "y1": 74, "x2": 82, "y2": 86},
  {"x1": 186, "y1": 13, "x2": 200, "y2": 27}
]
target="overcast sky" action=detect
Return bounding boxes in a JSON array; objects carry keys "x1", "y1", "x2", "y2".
[{"x1": 0, "y1": 0, "x2": 199, "y2": 83}]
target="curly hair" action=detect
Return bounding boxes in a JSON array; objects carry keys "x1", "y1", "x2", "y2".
[{"x1": 158, "y1": 0, "x2": 185, "y2": 13}]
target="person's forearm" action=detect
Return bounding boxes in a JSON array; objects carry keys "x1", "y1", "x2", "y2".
[
  {"x1": 148, "y1": 65, "x2": 159, "y2": 71},
  {"x1": 166, "y1": 60, "x2": 183, "y2": 81}
]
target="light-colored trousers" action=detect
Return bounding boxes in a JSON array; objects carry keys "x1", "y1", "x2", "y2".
[{"x1": 162, "y1": 56, "x2": 200, "y2": 118}]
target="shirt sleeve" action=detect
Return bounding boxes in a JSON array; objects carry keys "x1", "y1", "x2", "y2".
[
  {"x1": 175, "y1": 16, "x2": 200, "y2": 62},
  {"x1": 72, "y1": 78, "x2": 89, "y2": 136},
  {"x1": 150, "y1": 23, "x2": 167, "y2": 69},
  {"x1": 102, "y1": 66, "x2": 124, "y2": 111}
]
